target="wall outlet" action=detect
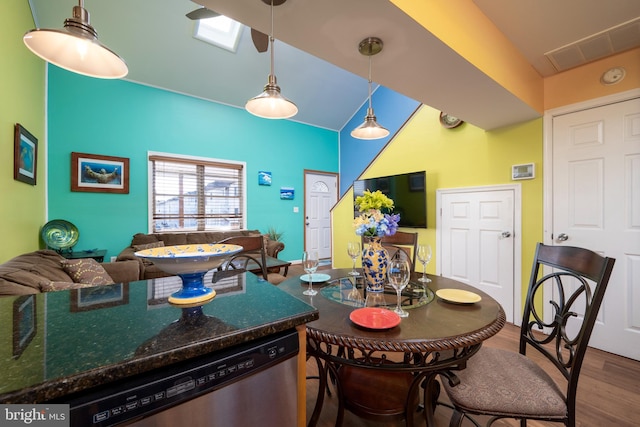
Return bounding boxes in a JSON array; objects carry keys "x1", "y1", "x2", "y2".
[{"x1": 110, "y1": 256, "x2": 117, "y2": 263}]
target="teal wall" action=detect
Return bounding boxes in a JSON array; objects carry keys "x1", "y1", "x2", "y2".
[
  {"x1": 47, "y1": 66, "x2": 338, "y2": 262},
  {"x1": 339, "y1": 87, "x2": 420, "y2": 195}
]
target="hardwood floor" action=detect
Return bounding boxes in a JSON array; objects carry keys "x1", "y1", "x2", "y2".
[{"x1": 288, "y1": 264, "x2": 640, "y2": 427}]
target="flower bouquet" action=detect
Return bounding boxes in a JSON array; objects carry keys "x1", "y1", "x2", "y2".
[
  {"x1": 353, "y1": 190, "x2": 400, "y2": 293},
  {"x1": 353, "y1": 190, "x2": 400, "y2": 237}
]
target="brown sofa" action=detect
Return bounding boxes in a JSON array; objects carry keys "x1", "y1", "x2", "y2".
[
  {"x1": 0, "y1": 250, "x2": 140, "y2": 296},
  {"x1": 116, "y1": 230, "x2": 285, "y2": 280}
]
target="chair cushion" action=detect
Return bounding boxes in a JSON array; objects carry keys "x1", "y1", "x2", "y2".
[
  {"x1": 61, "y1": 259, "x2": 115, "y2": 286},
  {"x1": 443, "y1": 347, "x2": 567, "y2": 419}
]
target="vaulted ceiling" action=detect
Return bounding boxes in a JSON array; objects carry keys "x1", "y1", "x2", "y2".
[{"x1": 28, "y1": 0, "x2": 640, "y2": 131}]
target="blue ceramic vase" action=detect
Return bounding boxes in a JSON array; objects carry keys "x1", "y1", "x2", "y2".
[{"x1": 362, "y1": 237, "x2": 389, "y2": 293}]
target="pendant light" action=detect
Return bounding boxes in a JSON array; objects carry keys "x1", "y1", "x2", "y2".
[
  {"x1": 351, "y1": 37, "x2": 389, "y2": 140},
  {"x1": 23, "y1": 0, "x2": 128, "y2": 79},
  {"x1": 245, "y1": 0, "x2": 298, "y2": 119}
]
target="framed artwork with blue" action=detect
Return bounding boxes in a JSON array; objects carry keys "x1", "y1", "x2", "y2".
[
  {"x1": 280, "y1": 187, "x2": 294, "y2": 200},
  {"x1": 71, "y1": 152, "x2": 130, "y2": 194},
  {"x1": 258, "y1": 171, "x2": 272, "y2": 186},
  {"x1": 14, "y1": 123, "x2": 37, "y2": 186}
]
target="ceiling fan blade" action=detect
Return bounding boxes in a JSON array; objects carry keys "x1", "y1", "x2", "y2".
[
  {"x1": 251, "y1": 28, "x2": 269, "y2": 53},
  {"x1": 186, "y1": 7, "x2": 220, "y2": 20}
]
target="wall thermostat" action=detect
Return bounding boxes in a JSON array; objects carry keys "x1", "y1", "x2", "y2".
[{"x1": 512, "y1": 163, "x2": 535, "y2": 180}]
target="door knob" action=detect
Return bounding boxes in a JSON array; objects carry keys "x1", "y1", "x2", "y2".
[
  {"x1": 557, "y1": 233, "x2": 569, "y2": 242},
  {"x1": 305, "y1": 222, "x2": 310, "y2": 226},
  {"x1": 500, "y1": 231, "x2": 511, "y2": 239}
]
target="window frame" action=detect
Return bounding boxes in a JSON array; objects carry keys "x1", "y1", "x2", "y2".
[{"x1": 147, "y1": 151, "x2": 247, "y2": 233}]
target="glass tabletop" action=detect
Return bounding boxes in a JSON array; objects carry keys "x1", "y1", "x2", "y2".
[{"x1": 319, "y1": 275, "x2": 435, "y2": 309}]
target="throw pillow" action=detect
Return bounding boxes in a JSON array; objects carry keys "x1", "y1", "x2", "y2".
[
  {"x1": 61, "y1": 258, "x2": 114, "y2": 285},
  {"x1": 40, "y1": 281, "x2": 97, "y2": 292},
  {"x1": 132, "y1": 241, "x2": 165, "y2": 252}
]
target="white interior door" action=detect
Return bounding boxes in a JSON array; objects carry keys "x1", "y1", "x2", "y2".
[
  {"x1": 438, "y1": 186, "x2": 520, "y2": 323},
  {"x1": 550, "y1": 95, "x2": 640, "y2": 360},
  {"x1": 304, "y1": 172, "x2": 338, "y2": 260}
]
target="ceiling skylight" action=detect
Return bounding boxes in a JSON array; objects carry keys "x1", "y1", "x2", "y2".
[{"x1": 194, "y1": 16, "x2": 243, "y2": 53}]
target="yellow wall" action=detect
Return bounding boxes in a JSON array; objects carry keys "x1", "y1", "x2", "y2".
[
  {"x1": 0, "y1": 0, "x2": 46, "y2": 262},
  {"x1": 332, "y1": 105, "x2": 543, "y2": 310},
  {"x1": 544, "y1": 48, "x2": 640, "y2": 110},
  {"x1": 391, "y1": 0, "x2": 544, "y2": 113}
]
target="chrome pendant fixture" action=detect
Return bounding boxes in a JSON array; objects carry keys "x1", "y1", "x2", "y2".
[
  {"x1": 351, "y1": 37, "x2": 389, "y2": 140},
  {"x1": 245, "y1": 0, "x2": 298, "y2": 119},
  {"x1": 23, "y1": 0, "x2": 128, "y2": 79}
]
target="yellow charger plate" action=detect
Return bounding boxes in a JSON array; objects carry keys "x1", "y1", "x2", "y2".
[{"x1": 436, "y1": 288, "x2": 481, "y2": 304}]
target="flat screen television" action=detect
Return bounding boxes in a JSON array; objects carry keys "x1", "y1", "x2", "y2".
[{"x1": 353, "y1": 171, "x2": 427, "y2": 228}]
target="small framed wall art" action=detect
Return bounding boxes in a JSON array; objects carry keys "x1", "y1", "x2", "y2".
[
  {"x1": 280, "y1": 187, "x2": 294, "y2": 200},
  {"x1": 71, "y1": 152, "x2": 130, "y2": 193},
  {"x1": 258, "y1": 171, "x2": 272, "y2": 186},
  {"x1": 512, "y1": 163, "x2": 535, "y2": 180},
  {"x1": 14, "y1": 123, "x2": 38, "y2": 185}
]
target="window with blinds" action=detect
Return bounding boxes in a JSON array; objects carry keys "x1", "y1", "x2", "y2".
[{"x1": 149, "y1": 154, "x2": 244, "y2": 232}]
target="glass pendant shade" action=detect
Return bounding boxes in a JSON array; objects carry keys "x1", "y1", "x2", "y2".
[
  {"x1": 23, "y1": 4, "x2": 127, "y2": 79},
  {"x1": 351, "y1": 107, "x2": 390, "y2": 139},
  {"x1": 245, "y1": 74, "x2": 298, "y2": 119}
]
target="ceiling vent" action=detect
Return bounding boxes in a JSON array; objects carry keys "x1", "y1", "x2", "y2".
[{"x1": 545, "y1": 17, "x2": 640, "y2": 72}]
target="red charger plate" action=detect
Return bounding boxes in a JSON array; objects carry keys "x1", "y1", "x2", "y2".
[{"x1": 349, "y1": 307, "x2": 401, "y2": 330}]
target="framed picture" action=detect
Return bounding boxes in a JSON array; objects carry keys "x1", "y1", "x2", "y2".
[
  {"x1": 14, "y1": 123, "x2": 38, "y2": 185},
  {"x1": 280, "y1": 187, "x2": 294, "y2": 200},
  {"x1": 70, "y1": 284, "x2": 129, "y2": 312},
  {"x1": 258, "y1": 171, "x2": 272, "y2": 186},
  {"x1": 71, "y1": 152, "x2": 130, "y2": 193},
  {"x1": 13, "y1": 295, "x2": 37, "y2": 359}
]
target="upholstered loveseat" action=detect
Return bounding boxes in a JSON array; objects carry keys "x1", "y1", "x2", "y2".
[
  {"x1": 116, "y1": 230, "x2": 285, "y2": 280},
  {"x1": 0, "y1": 250, "x2": 140, "y2": 296}
]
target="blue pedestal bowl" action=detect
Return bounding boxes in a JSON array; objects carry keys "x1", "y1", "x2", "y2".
[{"x1": 135, "y1": 243, "x2": 243, "y2": 305}]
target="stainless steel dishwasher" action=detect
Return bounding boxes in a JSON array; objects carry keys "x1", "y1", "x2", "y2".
[{"x1": 68, "y1": 329, "x2": 299, "y2": 427}]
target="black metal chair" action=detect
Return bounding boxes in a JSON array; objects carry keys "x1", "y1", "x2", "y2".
[
  {"x1": 440, "y1": 243, "x2": 615, "y2": 427},
  {"x1": 213, "y1": 235, "x2": 286, "y2": 285}
]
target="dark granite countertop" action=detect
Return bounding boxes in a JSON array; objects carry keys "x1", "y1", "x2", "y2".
[{"x1": 0, "y1": 272, "x2": 318, "y2": 404}]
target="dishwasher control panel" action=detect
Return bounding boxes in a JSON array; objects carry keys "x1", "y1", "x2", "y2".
[{"x1": 67, "y1": 329, "x2": 298, "y2": 427}]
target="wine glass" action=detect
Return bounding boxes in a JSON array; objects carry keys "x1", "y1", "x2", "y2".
[
  {"x1": 387, "y1": 258, "x2": 411, "y2": 317},
  {"x1": 347, "y1": 241, "x2": 361, "y2": 276},
  {"x1": 416, "y1": 244, "x2": 432, "y2": 283},
  {"x1": 302, "y1": 251, "x2": 319, "y2": 296}
]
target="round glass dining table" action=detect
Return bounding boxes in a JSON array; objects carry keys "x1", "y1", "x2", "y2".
[{"x1": 278, "y1": 268, "x2": 506, "y2": 427}]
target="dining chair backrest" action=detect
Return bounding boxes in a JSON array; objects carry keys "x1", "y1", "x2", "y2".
[
  {"x1": 520, "y1": 243, "x2": 615, "y2": 397},
  {"x1": 373, "y1": 231, "x2": 418, "y2": 269}
]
